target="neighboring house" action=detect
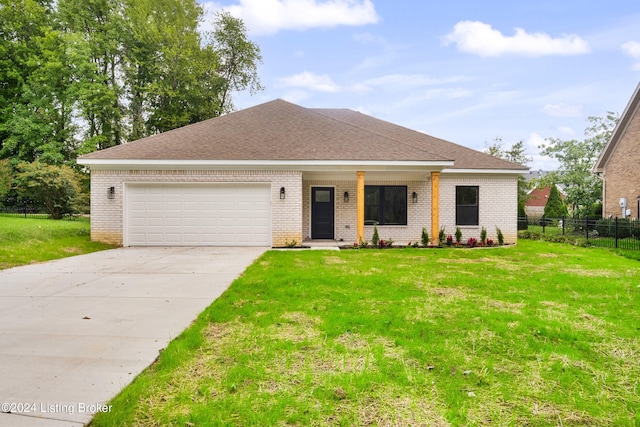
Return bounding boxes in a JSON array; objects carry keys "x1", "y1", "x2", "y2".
[
  {"x1": 77, "y1": 99, "x2": 528, "y2": 247},
  {"x1": 594, "y1": 82, "x2": 640, "y2": 219},
  {"x1": 525, "y1": 185, "x2": 566, "y2": 217}
]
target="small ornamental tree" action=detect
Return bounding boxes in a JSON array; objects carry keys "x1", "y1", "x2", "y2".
[
  {"x1": 371, "y1": 225, "x2": 380, "y2": 246},
  {"x1": 455, "y1": 227, "x2": 462, "y2": 245},
  {"x1": 439, "y1": 226, "x2": 446, "y2": 246},
  {"x1": 421, "y1": 227, "x2": 429, "y2": 247},
  {"x1": 543, "y1": 185, "x2": 568, "y2": 219},
  {"x1": 14, "y1": 161, "x2": 82, "y2": 219}
]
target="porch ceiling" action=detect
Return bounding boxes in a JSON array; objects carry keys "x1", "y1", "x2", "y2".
[{"x1": 302, "y1": 170, "x2": 433, "y2": 181}]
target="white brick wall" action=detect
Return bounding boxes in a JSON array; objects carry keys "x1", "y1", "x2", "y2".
[
  {"x1": 90, "y1": 169, "x2": 302, "y2": 247},
  {"x1": 303, "y1": 179, "x2": 430, "y2": 244},
  {"x1": 439, "y1": 174, "x2": 518, "y2": 243},
  {"x1": 90, "y1": 170, "x2": 518, "y2": 247}
]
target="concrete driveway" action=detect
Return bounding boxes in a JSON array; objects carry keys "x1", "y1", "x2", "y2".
[{"x1": 0, "y1": 246, "x2": 267, "y2": 426}]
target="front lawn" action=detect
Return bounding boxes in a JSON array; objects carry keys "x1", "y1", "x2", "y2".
[
  {"x1": 0, "y1": 216, "x2": 116, "y2": 269},
  {"x1": 92, "y1": 241, "x2": 639, "y2": 426}
]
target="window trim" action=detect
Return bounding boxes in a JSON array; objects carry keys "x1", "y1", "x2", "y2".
[
  {"x1": 456, "y1": 186, "x2": 479, "y2": 226},
  {"x1": 364, "y1": 185, "x2": 407, "y2": 226}
]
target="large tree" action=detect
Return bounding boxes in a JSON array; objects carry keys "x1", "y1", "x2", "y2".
[
  {"x1": 0, "y1": 0, "x2": 54, "y2": 161},
  {"x1": 0, "y1": 0, "x2": 263, "y2": 162},
  {"x1": 211, "y1": 11, "x2": 263, "y2": 115},
  {"x1": 485, "y1": 138, "x2": 531, "y2": 213},
  {"x1": 538, "y1": 113, "x2": 619, "y2": 216}
]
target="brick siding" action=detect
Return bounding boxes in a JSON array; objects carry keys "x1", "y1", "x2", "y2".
[
  {"x1": 90, "y1": 169, "x2": 302, "y2": 247},
  {"x1": 439, "y1": 175, "x2": 518, "y2": 244},
  {"x1": 91, "y1": 170, "x2": 518, "y2": 247},
  {"x1": 602, "y1": 111, "x2": 640, "y2": 219}
]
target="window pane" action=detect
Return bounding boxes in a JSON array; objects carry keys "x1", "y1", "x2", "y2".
[
  {"x1": 456, "y1": 186, "x2": 479, "y2": 225},
  {"x1": 457, "y1": 187, "x2": 477, "y2": 206},
  {"x1": 315, "y1": 190, "x2": 331, "y2": 203},
  {"x1": 364, "y1": 186, "x2": 407, "y2": 225},
  {"x1": 364, "y1": 187, "x2": 380, "y2": 224},
  {"x1": 383, "y1": 187, "x2": 407, "y2": 224}
]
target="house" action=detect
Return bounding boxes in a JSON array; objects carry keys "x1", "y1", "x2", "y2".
[
  {"x1": 594, "y1": 82, "x2": 640, "y2": 219},
  {"x1": 77, "y1": 99, "x2": 528, "y2": 247}
]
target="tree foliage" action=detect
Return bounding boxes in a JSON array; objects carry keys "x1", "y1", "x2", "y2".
[
  {"x1": 0, "y1": 0, "x2": 263, "y2": 164},
  {"x1": 538, "y1": 113, "x2": 619, "y2": 216},
  {"x1": 485, "y1": 138, "x2": 531, "y2": 213},
  {"x1": 13, "y1": 161, "x2": 82, "y2": 218}
]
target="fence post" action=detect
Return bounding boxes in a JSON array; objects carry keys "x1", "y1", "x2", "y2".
[
  {"x1": 585, "y1": 216, "x2": 589, "y2": 241},
  {"x1": 615, "y1": 217, "x2": 618, "y2": 249},
  {"x1": 542, "y1": 215, "x2": 546, "y2": 233}
]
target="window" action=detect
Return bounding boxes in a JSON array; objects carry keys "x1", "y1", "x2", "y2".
[
  {"x1": 456, "y1": 186, "x2": 479, "y2": 226},
  {"x1": 364, "y1": 186, "x2": 407, "y2": 225}
]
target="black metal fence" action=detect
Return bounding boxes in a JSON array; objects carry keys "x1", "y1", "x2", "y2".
[
  {"x1": 0, "y1": 201, "x2": 48, "y2": 218},
  {"x1": 520, "y1": 215, "x2": 640, "y2": 251}
]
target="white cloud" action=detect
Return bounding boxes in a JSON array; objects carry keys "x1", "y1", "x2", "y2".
[
  {"x1": 557, "y1": 126, "x2": 576, "y2": 137},
  {"x1": 363, "y1": 74, "x2": 470, "y2": 88},
  {"x1": 621, "y1": 41, "x2": 640, "y2": 70},
  {"x1": 352, "y1": 74, "x2": 471, "y2": 94},
  {"x1": 542, "y1": 103, "x2": 582, "y2": 117},
  {"x1": 443, "y1": 21, "x2": 590, "y2": 57},
  {"x1": 526, "y1": 132, "x2": 561, "y2": 171},
  {"x1": 279, "y1": 71, "x2": 342, "y2": 92},
  {"x1": 220, "y1": 0, "x2": 379, "y2": 35}
]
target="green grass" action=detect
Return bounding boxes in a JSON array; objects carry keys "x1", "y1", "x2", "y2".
[
  {"x1": 91, "y1": 241, "x2": 640, "y2": 426},
  {"x1": 0, "y1": 216, "x2": 116, "y2": 269}
]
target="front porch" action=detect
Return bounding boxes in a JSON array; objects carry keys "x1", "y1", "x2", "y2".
[{"x1": 300, "y1": 170, "x2": 441, "y2": 246}]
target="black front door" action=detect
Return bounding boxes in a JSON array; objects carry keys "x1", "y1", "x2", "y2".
[{"x1": 311, "y1": 187, "x2": 334, "y2": 239}]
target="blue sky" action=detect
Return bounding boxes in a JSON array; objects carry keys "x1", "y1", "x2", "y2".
[{"x1": 200, "y1": 0, "x2": 640, "y2": 170}]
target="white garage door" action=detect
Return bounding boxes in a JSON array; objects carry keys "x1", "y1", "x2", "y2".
[{"x1": 125, "y1": 183, "x2": 271, "y2": 246}]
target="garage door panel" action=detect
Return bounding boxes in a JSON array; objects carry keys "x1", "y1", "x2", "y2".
[{"x1": 126, "y1": 184, "x2": 271, "y2": 246}]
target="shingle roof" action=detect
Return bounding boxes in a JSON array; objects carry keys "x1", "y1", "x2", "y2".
[{"x1": 79, "y1": 99, "x2": 527, "y2": 170}]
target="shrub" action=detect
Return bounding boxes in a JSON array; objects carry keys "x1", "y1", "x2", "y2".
[
  {"x1": 595, "y1": 218, "x2": 638, "y2": 239},
  {"x1": 518, "y1": 230, "x2": 541, "y2": 240},
  {"x1": 517, "y1": 203, "x2": 528, "y2": 230},
  {"x1": 421, "y1": 227, "x2": 429, "y2": 247},
  {"x1": 496, "y1": 227, "x2": 504, "y2": 246},
  {"x1": 285, "y1": 240, "x2": 298, "y2": 248},
  {"x1": 455, "y1": 227, "x2": 462, "y2": 244},
  {"x1": 446, "y1": 235, "x2": 454, "y2": 246},
  {"x1": 480, "y1": 226, "x2": 487, "y2": 245},
  {"x1": 371, "y1": 225, "x2": 380, "y2": 246},
  {"x1": 467, "y1": 237, "x2": 478, "y2": 248},
  {"x1": 378, "y1": 239, "x2": 393, "y2": 248},
  {"x1": 13, "y1": 161, "x2": 82, "y2": 219},
  {"x1": 438, "y1": 226, "x2": 446, "y2": 246},
  {"x1": 486, "y1": 239, "x2": 494, "y2": 247}
]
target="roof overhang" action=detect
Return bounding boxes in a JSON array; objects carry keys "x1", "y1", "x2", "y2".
[
  {"x1": 593, "y1": 82, "x2": 640, "y2": 173},
  {"x1": 442, "y1": 168, "x2": 529, "y2": 175}
]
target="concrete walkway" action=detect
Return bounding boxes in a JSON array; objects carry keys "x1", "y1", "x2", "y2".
[{"x1": 0, "y1": 246, "x2": 267, "y2": 426}]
